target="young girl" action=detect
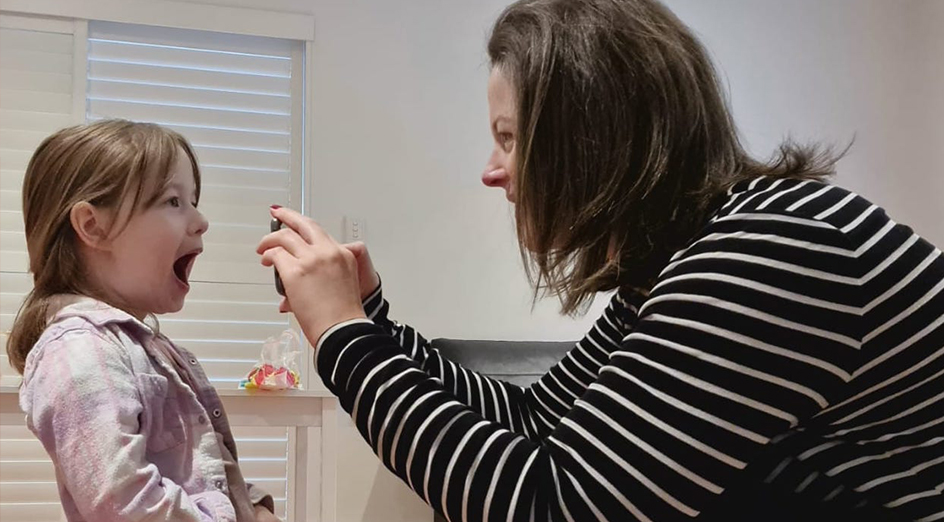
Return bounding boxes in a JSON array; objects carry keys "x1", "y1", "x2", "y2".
[{"x1": 7, "y1": 120, "x2": 279, "y2": 522}]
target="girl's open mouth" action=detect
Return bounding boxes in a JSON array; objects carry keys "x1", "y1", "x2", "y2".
[{"x1": 173, "y1": 252, "x2": 199, "y2": 286}]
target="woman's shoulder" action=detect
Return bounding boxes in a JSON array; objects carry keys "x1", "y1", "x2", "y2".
[
  {"x1": 675, "y1": 176, "x2": 939, "y2": 284},
  {"x1": 721, "y1": 177, "x2": 877, "y2": 223},
  {"x1": 713, "y1": 177, "x2": 899, "y2": 247}
]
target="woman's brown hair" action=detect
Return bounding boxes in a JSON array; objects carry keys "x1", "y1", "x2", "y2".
[
  {"x1": 488, "y1": 0, "x2": 839, "y2": 314},
  {"x1": 6, "y1": 119, "x2": 200, "y2": 374}
]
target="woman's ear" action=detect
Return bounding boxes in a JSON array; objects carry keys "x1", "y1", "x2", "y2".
[{"x1": 69, "y1": 202, "x2": 112, "y2": 250}]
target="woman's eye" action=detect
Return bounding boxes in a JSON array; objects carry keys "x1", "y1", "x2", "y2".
[{"x1": 499, "y1": 132, "x2": 514, "y2": 150}]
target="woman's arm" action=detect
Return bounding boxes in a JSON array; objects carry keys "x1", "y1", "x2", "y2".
[
  {"x1": 362, "y1": 283, "x2": 645, "y2": 439},
  {"x1": 262, "y1": 207, "x2": 857, "y2": 521}
]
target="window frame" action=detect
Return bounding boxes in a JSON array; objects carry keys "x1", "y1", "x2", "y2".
[{"x1": 0, "y1": 0, "x2": 314, "y2": 41}]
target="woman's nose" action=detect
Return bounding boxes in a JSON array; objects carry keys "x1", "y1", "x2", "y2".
[{"x1": 482, "y1": 164, "x2": 509, "y2": 189}]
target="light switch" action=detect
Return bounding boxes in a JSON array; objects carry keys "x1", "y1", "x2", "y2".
[{"x1": 343, "y1": 216, "x2": 365, "y2": 243}]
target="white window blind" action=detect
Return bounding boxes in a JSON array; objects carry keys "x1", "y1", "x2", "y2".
[
  {"x1": 0, "y1": 18, "x2": 77, "y2": 388},
  {"x1": 0, "y1": 424, "x2": 63, "y2": 521},
  {"x1": 0, "y1": 17, "x2": 76, "y2": 522},
  {"x1": 86, "y1": 21, "x2": 306, "y2": 388}
]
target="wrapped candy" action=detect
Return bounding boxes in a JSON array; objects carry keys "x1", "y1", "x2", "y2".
[
  {"x1": 242, "y1": 363, "x2": 299, "y2": 389},
  {"x1": 239, "y1": 329, "x2": 303, "y2": 390}
]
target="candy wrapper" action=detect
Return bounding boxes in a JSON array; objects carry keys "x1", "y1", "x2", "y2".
[{"x1": 239, "y1": 329, "x2": 303, "y2": 390}]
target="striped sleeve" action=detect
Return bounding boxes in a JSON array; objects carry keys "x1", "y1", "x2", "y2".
[
  {"x1": 360, "y1": 285, "x2": 644, "y2": 439},
  {"x1": 317, "y1": 213, "x2": 861, "y2": 521}
]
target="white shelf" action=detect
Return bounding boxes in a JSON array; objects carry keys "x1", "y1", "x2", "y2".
[{"x1": 217, "y1": 387, "x2": 334, "y2": 398}]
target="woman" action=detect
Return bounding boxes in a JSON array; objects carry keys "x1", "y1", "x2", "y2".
[{"x1": 258, "y1": 0, "x2": 943, "y2": 520}]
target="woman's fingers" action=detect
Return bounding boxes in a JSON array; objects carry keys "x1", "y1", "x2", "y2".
[
  {"x1": 259, "y1": 244, "x2": 289, "y2": 269},
  {"x1": 257, "y1": 227, "x2": 309, "y2": 258},
  {"x1": 257, "y1": 207, "x2": 338, "y2": 259},
  {"x1": 262, "y1": 248, "x2": 298, "y2": 312},
  {"x1": 270, "y1": 206, "x2": 334, "y2": 246},
  {"x1": 343, "y1": 241, "x2": 381, "y2": 300},
  {"x1": 344, "y1": 241, "x2": 366, "y2": 257},
  {"x1": 256, "y1": 207, "x2": 367, "y2": 344}
]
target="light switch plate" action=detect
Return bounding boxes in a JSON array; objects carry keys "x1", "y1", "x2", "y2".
[{"x1": 343, "y1": 216, "x2": 365, "y2": 243}]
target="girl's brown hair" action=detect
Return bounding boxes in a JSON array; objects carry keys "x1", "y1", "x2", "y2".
[
  {"x1": 6, "y1": 119, "x2": 200, "y2": 374},
  {"x1": 488, "y1": 0, "x2": 840, "y2": 314}
]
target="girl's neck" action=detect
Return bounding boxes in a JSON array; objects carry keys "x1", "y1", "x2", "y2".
[{"x1": 82, "y1": 288, "x2": 149, "y2": 322}]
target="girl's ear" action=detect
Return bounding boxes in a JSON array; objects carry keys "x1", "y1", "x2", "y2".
[{"x1": 70, "y1": 202, "x2": 113, "y2": 250}]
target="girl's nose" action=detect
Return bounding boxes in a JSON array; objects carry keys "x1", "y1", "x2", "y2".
[{"x1": 191, "y1": 210, "x2": 209, "y2": 236}]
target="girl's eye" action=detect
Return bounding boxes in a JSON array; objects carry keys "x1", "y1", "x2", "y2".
[{"x1": 168, "y1": 196, "x2": 181, "y2": 208}]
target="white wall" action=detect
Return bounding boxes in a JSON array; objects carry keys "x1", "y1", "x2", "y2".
[
  {"x1": 667, "y1": 0, "x2": 944, "y2": 246},
  {"x1": 175, "y1": 0, "x2": 313, "y2": 14}
]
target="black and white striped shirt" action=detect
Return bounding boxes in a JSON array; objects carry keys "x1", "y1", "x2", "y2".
[{"x1": 317, "y1": 178, "x2": 944, "y2": 522}]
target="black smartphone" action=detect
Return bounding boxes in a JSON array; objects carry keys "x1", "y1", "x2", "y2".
[{"x1": 271, "y1": 217, "x2": 285, "y2": 296}]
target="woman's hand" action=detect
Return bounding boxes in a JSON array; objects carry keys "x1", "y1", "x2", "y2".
[
  {"x1": 344, "y1": 241, "x2": 380, "y2": 300},
  {"x1": 257, "y1": 207, "x2": 366, "y2": 347},
  {"x1": 254, "y1": 504, "x2": 280, "y2": 522}
]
